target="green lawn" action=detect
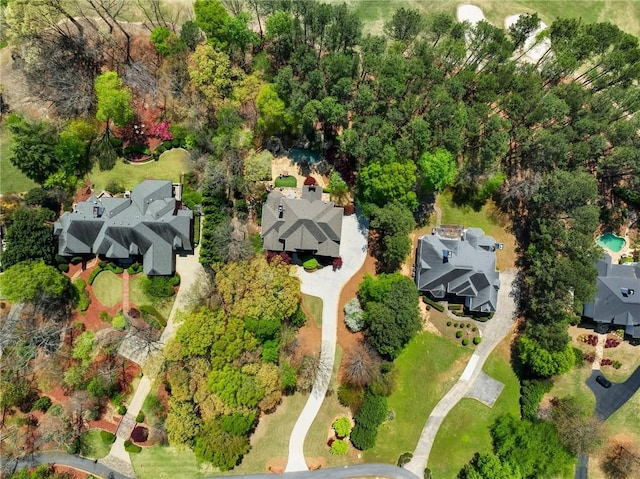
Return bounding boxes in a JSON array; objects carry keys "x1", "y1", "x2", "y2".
[
  {"x1": 0, "y1": 125, "x2": 36, "y2": 194},
  {"x1": 429, "y1": 335, "x2": 521, "y2": 479},
  {"x1": 91, "y1": 270, "x2": 123, "y2": 307},
  {"x1": 330, "y1": 0, "x2": 640, "y2": 38},
  {"x1": 88, "y1": 148, "x2": 192, "y2": 192},
  {"x1": 302, "y1": 294, "x2": 323, "y2": 328},
  {"x1": 232, "y1": 394, "x2": 308, "y2": 473},
  {"x1": 80, "y1": 430, "x2": 111, "y2": 459},
  {"x1": 129, "y1": 274, "x2": 174, "y2": 319},
  {"x1": 274, "y1": 176, "x2": 297, "y2": 188},
  {"x1": 130, "y1": 445, "x2": 205, "y2": 479},
  {"x1": 437, "y1": 190, "x2": 517, "y2": 270},
  {"x1": 364, "y1": 332, "x2": 471, "y2": 464}
]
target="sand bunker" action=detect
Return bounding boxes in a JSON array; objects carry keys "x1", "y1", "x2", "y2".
[
  {"x1": 456, "y1": 4, "x2": 486, "y2": 25},
  {"x1": 504, "y1": 14, "x2": 551, "y2": 63}
]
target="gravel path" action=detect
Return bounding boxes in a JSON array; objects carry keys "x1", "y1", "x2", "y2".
[{"x1": 285, "y1": 213, "x2": 369, "y2": 472}]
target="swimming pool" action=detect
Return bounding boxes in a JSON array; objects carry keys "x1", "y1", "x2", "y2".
[
  {"x1": 597, "y1": 232, "x2": 626, "y2": 253},
  {"x1": 289, "y1": 148, "x2": 322, "y2": 164}
]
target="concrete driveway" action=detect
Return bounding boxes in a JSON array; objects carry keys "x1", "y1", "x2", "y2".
[
  {"x1": 405, "y1": 270, "x2": 519, "y2": 477},
  {"x1": 587, "y1": 366, "x2": 640, "y2": 420},
  {"x1": 285, "y1": 212, "x2": 368, "y2": 472}
]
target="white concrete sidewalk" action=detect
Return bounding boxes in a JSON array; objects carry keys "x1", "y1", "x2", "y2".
[{"x1": 285, "y1": 213, "x2": 368, "y2": 472}]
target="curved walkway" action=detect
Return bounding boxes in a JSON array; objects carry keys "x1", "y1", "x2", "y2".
[
  {"x1": 285, "y1": 213, "x2": 369, "y2": 472},
  {"x1": 6, "y1": 452, "x2": 417, "y2": 479},
  {"x1": 405, "y1": 270, "x2": 519, "y2": 477}
]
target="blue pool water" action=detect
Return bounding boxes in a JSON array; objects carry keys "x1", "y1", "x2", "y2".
[
  {"x1": 597, "y1": 232, "x2": 626, "y2": 253},
  {"x1": 289, "y1": 148, "x2": 322, "y2": 164}
]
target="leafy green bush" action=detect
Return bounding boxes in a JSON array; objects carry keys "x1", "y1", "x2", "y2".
[
  {"x1": 117, "y1": 405, "x2": 127, "y2": 415},
  {"x1": 351, "y1": 390, "x2": 387, "y2": 450},
  {"x1": 99, "y1": 311, "x2": 111, "y2": 323},
  {"x1": 303, "y1": 258, "x2": 319, "y2": 270},
  {"x1": 330, "y1": 439, "x2": 348, "y2": 455},
  {"x1": 31, "y1": 396, "x2": 52, "y2": 412},
  {"x1": 261, "y1": 339, "x2": 279, "y2": 363},
  {"x1": 350, "y1": 423, "x2": 377, "y2": 450},
  {"x1": 112, "y1": 313, "x2": 127, "y2": 330},
  {"x1": 220, "y1": 412, "x2": 256, "y2": 436},
  {"x1": 344, "y1": 298, "x2": 365, "y2": 332},
  {"x1": 446, "y1": 321, "x2": 452, "y2": 326},
  {"x1": 398, "y1": 452, "x2": 413, "y2": 467},
  {"x1": 124, "y1": 440, "x2": 142, "y2": 453},
  {"x1": 88, "y1": 267, "x2": 103, "y2": 285},
  {"x1": 423, "y1": 296, "x2": 444, "y2": 312},
  {"x1": 462, "y1": 338, "x2": 469, "y2": 346},
  {"x1": 143, "y1": 275, "x2": 176, "y2": 298},
  {"x1": 332, "y1": 417, "x2": 351, "y2": 438},
  {"x1": 337, "y1": 384, "x2": 364, "y2": 410},
  {"x1": 572, "y1": 347, "x2": 584, "y2": 364},
  {"x1": 100, "y1": 430, "x2": 116, "y2": 445},
  {"x1": 70, "y1": 256, "x2": 83, "y2": 265},
  {"x1": 74, "y1": 279, "x2": 91, "y2": 311},
  {"x1": 520, "y1": 379, "x2": 553, "y2": 420},
  {"x1": 473, "y1": 336, "x2": 482, "y2": 345},
  {"x1": 58, "y1": 263, "x2": 69, "y2": 272},
  {"x1": 136, "y1": 411, "x2": 145, "y2": 423},
  {"x1": 456, "y1": 331, "x2": 463, "y2": 338}
]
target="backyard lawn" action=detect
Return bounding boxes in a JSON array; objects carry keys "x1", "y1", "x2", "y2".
[
  {"x1": 91, "y1": 270, "x2": 123, "y2": 307},
  {"x1": 88, "y1": 148, "x2": 192, "y2": 192},
  {"x1": 364, "y1": 331, "x2": 471, "y2": 464},
  {"x1": 130, "y1": 445, "x2": 205, "y2": 479},
  {"x1": 274, "y1": 175, "x2": 297, "y2": 188},
  {"x1": 302, "y1": 294, "x2": 323, "y2": 328},
  {"x1": 429, "y1": 334, "x2": 521, "y2": 479},
  {"x1": 129, "y1": 274, "x2": 174, "y2": 319},
  {"x1": 437, "y1": 190, "x2": 517, "y2": 270},
  {"x1": 0, "y1": 125, "x2": 36, "y2": 194},
  {"x1": 80, "y1": 430, "x2": 111, "y2": 459}
]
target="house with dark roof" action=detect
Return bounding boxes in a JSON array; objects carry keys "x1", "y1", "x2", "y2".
[
  {"x1": 415, "y1": 227, "x2": 501, "y2": 313},
  {"x1": 54, "y1": 180, "x2": 192, "y2": 275},
  {"x1": 261, "y1": 185, "x2": 343, "y2": 257},
  {"x1": 583, "y1": 255, "x2": 640, "y2": 340}
]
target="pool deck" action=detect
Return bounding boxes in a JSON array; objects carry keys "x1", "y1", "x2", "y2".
[{"x1": 599, "y1": 230, "x2": 634, "y2": 264}]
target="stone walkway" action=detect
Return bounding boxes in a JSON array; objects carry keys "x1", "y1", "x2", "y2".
[
  {"x1": 405, "y1": 270, "x2": 518, "y2": 477},
  {"x1": 592, "y1": 333, "x2": 607, "y2": 370},
  {"x1": 122, "y1": 270, "x2": 130, "y2": 315}
]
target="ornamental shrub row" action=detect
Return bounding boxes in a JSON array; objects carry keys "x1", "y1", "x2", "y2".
[{"x1": 422, "y1": 297, "x2": 444, "y2": 312}]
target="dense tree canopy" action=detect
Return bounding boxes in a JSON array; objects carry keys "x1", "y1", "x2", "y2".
[
  {"x1": 94, "y1": 71, "x2": 134, "y2": 129},
  {"x1": 1, "y1": 207, "x2": 56, "y2": 268},
  {"x1": 0, "y1": 260, "x2": 73, "y2": 305}
]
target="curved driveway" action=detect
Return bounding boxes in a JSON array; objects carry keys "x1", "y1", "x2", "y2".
[
  {"x1": 285, "y1": 213, "x2": 369, "y2": 472},
  {"x1": 587, "y1": 366, "x2": 640, "y2": 420},
  {"x1": 405, "y1": 270, "x2": 518, "y2": 477}
]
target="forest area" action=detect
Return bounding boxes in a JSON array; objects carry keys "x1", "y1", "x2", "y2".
[{"x1": 1, "y1": 0, "x2": 640, "y2": 478}]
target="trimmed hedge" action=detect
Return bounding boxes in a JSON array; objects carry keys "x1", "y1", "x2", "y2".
[
  {"x1": 473, "y1": 336, "x2": 482, "y2": 345},
  {"x1": 70, "y1": 256, "x2": 83, "y2": 265},
  {"x1": 423, "y1": 297, "x2": 444, "y2": 312},
  {"x1": 100, "y1": 430, "x2": 116, "y2": 445},
  {"x1": 58, "y1": 264, "x2": 69, "y2": 272},
  {"x1": 462, "y1": 338, "x2": 470, "y2": 346},
  {"x1": 303, "y1": 258, "x2": 319, "y2": 270},
  {"x1": 88, "y1": 267, "x2": 104, "y2": 285},
  {"x1": 455, "y1": 331, "x2": 463, "y2": 338},
  {"x1": 74, "y1": 279, "x2": 91, "y2": 311},
  {"x1": 124, "y1": 440, "x2": 142, "y2": 453},
  {"x1": 135, "y1": 411, "x2": 145, "y2": 423}
]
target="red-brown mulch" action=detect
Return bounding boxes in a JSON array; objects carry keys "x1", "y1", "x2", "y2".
[
  {"x1": 293, "y1": 316, "x2": 322, "y2": 364},
  {"x1": 55, "y1": 465, "x2": 89, "y2": 479}
]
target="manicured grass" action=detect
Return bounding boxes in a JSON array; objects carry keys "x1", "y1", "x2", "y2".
[
  {"x1": 429, "y1": 335, "x2": 521, "y2": 479},
  {"x1": 545, "y1": 361, "x2": 596, "y2": 413},
  {"x1": 437, "y1": 190, "x2": 517, "y2": 270},
  {"x1": 274, "y1": 175, "x2": 297, "y2": 188},
  {"x1": 364, "y1": 332, "x2": 471, "y2": 463},
  {"x1": 302, "y1": 294, "x2": 323, "y2": 328},
  {"x1": 88, "y1": 148, "x2": 192, "y2": 192},
  {"x1": 331, "y1": 0, "x2": 640, "y2": 38},
  {"x1": 233, "y1": 393, "x2": 308, "y2": 473},
  {"x1": 129, "y1": 274, "x2": 174, "y2": 319},
  {"x1": 80, "y1": 430, "x2": 111, "y2": 459},
  {"x1": 91, "y1": 270, "x2": 123, "y2": 307},
  {"x1": 130, "y1": 445, "x2": 204, "y2": 479},
  {"x1": 0, "y1": 125, "x2": 36, "y2": 194},
  {"x1": 606, "y1": 387, "x2": 640, "y2": 444}
]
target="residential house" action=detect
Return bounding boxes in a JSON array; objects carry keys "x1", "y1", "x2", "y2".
[
  {"x1": 415, "y1": 227, "x2": 501, "y2": 313},
  {"x1": 583, "y1": 254, "x2": 640, "y2": 340},
  {"x1": 261, "y1": 185, "x2": 343, "y2": 257},
  {"x1": 54, "y1": 180, "x2": 192, "y2": 275}
]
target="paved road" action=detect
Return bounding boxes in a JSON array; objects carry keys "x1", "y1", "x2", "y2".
[
  {"x1": 5, "y1": 452, "x2": 417, "y2": 479},
  {"x1": 285, "y1": 213, "x2": 369, "y2": 472},
  {"x1": 575, "y1": 455, "x2": 588, "y2": 479},
  {"x1": 587, "y1": 366, "x2": 640, "y2": 420},
  {"x1": 405, "y1": 270, "x2": 519, "y2": 477},
  {"x1": 3, "y1": 451, "x2": 134, "y2": 479}
]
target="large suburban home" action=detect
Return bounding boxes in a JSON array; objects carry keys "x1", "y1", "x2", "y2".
[
  {"x1": 415, "y1": 226, "x2": 501, "y2": 313},
  {"x1": 261, "y1": 184, "x2": 343, "y2": 257},
  {"x1": 583, "y1": 254, "x2": 640, "y2": 341},
  {"x1": 54, "y1": 180, "x2": 193, "y2": 275}
]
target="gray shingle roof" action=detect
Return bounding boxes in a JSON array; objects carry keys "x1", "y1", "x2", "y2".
[
  {"x1": 583, "y1": 255, "x2": 640, "y2": 338},
  {"x1": 261, "y1": 186, "x2": 343, "y2": 257},
  {"x1": 415, "y1": 228, "x2": 500, "y2": 313},
  {"x1": 54, "y1": 180, "x2": 193, "y2": 275}
]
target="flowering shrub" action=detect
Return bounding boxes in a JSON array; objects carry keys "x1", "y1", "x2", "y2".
[
  {"x1": 303, "y1": 176, "x2": 317, "y2": 186},
  {"x1": 332, "y1": 257, "x2": 343, "y2": 271},
  {"x1": 150, "y1": 121, "x2": 173, "y2": 141},
  {"x1": 344, "y1": 298, "x2": 365, "y2": 332},
  {"x1": 604, "y1": 338, "x2": 620, "y2": 348},
  {"x1": 578, "y1": 334, "x2": 599, "y2": 346}
]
